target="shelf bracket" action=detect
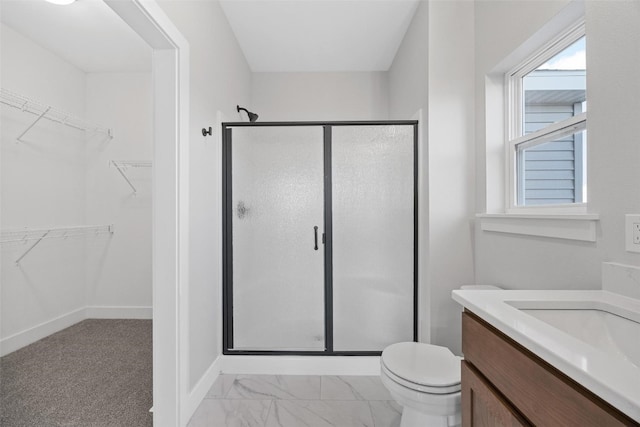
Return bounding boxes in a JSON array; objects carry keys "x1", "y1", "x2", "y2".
[
  {"x1": 16, "y1": 106, "x2": 51, "y2": 143},
  {"x1": 111, "y1": 161, "x2": 151, "y2": 195},
  {"x1": 15, "y1": 230, "x2": 50, "y2": 265},
  {"x1": 112, "y1": 161, "x2": 138, "y2": 194}
]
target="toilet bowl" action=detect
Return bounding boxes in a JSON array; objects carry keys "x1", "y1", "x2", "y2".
[
  {"x1": 380, "y1": 285, "x2": 501, "y2": 427},
  {"x1": 381, "y1": 342, "x2": 462, "y2": 427}
]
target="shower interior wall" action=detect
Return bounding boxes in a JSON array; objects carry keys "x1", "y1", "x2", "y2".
[{"x1": 0, "y1": 23, "x2": 153, "y2": 356}]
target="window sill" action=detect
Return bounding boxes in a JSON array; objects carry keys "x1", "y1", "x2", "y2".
[{"x1": 477, "y1": 213, "x2": 599, "y2": 242}]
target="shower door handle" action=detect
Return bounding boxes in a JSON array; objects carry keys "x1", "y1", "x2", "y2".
[{"x1": 313, "y1": 226, "x2": 319, "y2": 251}]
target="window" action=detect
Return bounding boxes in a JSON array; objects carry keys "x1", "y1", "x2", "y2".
[{"x1": 506, "y1": 23, "x2": 586, "y2": 211}]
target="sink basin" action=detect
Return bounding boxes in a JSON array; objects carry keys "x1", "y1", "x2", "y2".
[{"x1": 507, "y1": 300, "x2": 640, "y2": 368}]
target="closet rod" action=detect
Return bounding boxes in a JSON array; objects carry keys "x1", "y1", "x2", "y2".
[
  {"x1": 0, "y1": 88, "x2": 113, "y2": 142},
  {"x1": 0, "y1": 225, "x2": 114, "y2": 265}
]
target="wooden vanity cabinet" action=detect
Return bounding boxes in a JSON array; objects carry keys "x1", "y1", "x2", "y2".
[
  {"x1": 461, "y1": 361, "x2": 531, "y2": 427},
  {"x1": 461, "y1": 310, "x2": 639, "y2": 427}
]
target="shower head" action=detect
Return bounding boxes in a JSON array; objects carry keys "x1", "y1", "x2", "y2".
[{"x1": 237, "y1": 105, "x2": 259, "y2": 122}]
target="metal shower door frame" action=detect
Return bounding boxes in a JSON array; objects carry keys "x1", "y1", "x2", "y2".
[{"x1": 222, "y1": 120, "x2": 418, "y2": 356}]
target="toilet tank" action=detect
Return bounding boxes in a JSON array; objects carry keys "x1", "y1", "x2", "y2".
[{"x1": 459, "y1": 285, "x2": 502, "y2": 290}]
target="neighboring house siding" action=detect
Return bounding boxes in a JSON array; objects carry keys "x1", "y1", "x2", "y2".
[{"x1": 523, "y1": 105, "x2": 576, "y2": 205}]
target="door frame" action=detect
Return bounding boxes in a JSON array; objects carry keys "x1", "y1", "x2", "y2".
[
  {"x1": 103, "y1": 2, "x2": 189, "y2": 425},
  {"x1": 221, "y1": 120, "x2": 419, "y2": 356}
]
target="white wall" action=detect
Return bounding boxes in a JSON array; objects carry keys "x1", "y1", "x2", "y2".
[
  {"x1": 388, "y1": 2, "x2": 428, "y2": 121},
  {"x1": 85, "y1": 73, "x2": 153, "y2": 313},
  {"x1": 156, "y1": 0, "x2": 252, "y2": 392},
  {"x1": 425, "y1": 0, "x2": 475, "y2": 355},
  {"x1": 474, "y1": 1, "x2": 640, "y2": 290},
  {"x1": 251, "y1": 72, "x2": 389, "y2": 121},
  {"x1": 388, "y1": 0, "x2": 475, "y2": 355},
  {"x1": 1, "y1": 24, "x2": 88, "y2": 347},
  {"x1": 388, "y1": 1, "x2": 430, "y2": 344},
  {"x1": 586, "y1": 0, "x2": 640, "y2": 263}
]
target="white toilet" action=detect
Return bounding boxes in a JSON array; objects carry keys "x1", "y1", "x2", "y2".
[{"x1": 380, "y1": 285, "x2": 500, "y2": 427}]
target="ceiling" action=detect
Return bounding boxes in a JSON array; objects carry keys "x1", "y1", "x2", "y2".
[
  {"x1": 220, "y1": 0, "x2": 420, "y2": 72},
  {"x1": 0, "y1": 0, "x2": 151, "y2": 73},
  {"x1": 0, "y1": 0, "x2": 418, "y2": 74}
]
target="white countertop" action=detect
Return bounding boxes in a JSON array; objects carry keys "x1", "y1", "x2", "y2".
[{"x1": 452, "y1": 289, "x2": 640, "y2": 422}]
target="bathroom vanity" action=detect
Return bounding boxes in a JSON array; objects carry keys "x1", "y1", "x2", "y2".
[
  {"x1": 452, "y1": 289, "x2": 640, "y2": 426},
  {"x1": 461, "y1": 310, "x2": 635, "y2": 426}
]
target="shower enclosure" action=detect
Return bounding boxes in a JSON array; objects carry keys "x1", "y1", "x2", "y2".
[{"x1": 222, "y1": 121, "x2": 417, "y2": 355}]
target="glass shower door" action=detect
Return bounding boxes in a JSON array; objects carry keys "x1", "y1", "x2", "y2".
[
  {"x1": 228, "y1": 126, "x2": 326, "y2": 351},
  {"x1": 332, "y1": 125, "x2": 415, "y2": 351}
]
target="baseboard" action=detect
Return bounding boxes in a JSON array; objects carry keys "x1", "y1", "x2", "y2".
[
  {"x1": 218, "y1": 355, "x2": 381, "y2": 376},
  {"x1": 0, "y1": 308, "x2": 86, "y2": 357},
  {"x1": 183, "y1": 355, "x2": 223, "y2": 426},
  {"x1": 1, "y1": 305, "x2": 153, "y2": 357},
  {"x1": 86, "y1": 306, "x2": 152, "y2": 319}
]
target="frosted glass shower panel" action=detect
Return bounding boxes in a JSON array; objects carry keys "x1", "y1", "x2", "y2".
[
  {"x1": 231, "y1": 126, "x2": 325, "y2": 351},
  {"x1": 332, "y1": 125, "x2": 414, "y2": 351}
]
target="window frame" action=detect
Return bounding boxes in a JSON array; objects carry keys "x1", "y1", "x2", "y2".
[{"x1": 505, "y1": 21, "x2": 586, "y2": 214}]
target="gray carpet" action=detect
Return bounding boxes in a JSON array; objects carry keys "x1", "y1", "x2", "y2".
[{"x1": 1, "y1": 319, "x2": 152, "y2": 427}]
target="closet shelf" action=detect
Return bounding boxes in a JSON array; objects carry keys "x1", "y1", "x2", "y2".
[
  {"x1": 110, "y1": 160, "x2": 152, "y2": 195},
  {"x1": 0, "y1": 88, "x2": 113, "y2": 142},
  {"x1": 0, "y1": 225, "x2": 114, "y2": 265}
]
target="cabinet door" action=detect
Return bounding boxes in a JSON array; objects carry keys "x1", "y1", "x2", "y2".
[{"x1": 462, "y1": 361, "x2": 531, "y2": 427}]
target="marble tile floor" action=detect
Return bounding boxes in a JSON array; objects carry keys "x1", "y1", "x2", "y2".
[{"x1": 188, "y1": 374, "x2": 402, "y2": 427}]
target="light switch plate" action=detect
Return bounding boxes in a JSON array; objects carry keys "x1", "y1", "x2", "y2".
[{"x1": 625, "y1": 214, "x2": 640, "y2": 253}]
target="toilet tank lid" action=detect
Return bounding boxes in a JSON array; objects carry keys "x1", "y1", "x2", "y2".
[
  {"x1": 459, "y1": 285, "x2": 501, "y2": 290},
  {"x1": 381, "y1": 342, "x2": 461, "y2": 388}
]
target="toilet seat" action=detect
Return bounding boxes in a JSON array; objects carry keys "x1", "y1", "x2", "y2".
[
  {"x1": 381, "y1": 363, "x2": 461, "y2": 394},
  {"x1": 381, "y1": 342, "x2": 461, "y2": 394}
]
